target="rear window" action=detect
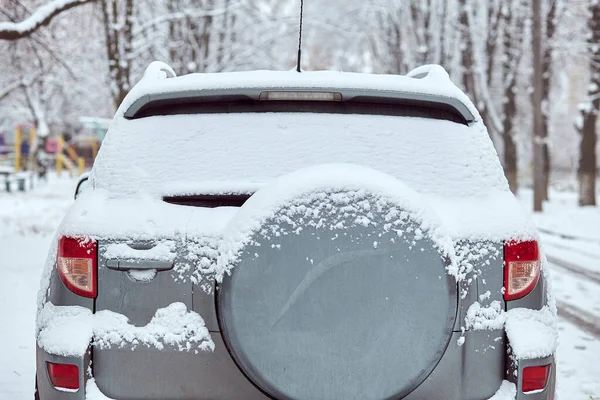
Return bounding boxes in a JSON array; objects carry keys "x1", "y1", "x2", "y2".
[{"x1": 93, "y1": 111, "x2": 507, "y2": 198}]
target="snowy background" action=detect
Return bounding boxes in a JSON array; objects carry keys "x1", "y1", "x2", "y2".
[
  {"x1": 1, "y1": 0, "x2": 600, "y2": 399},
  {"x1": 0, "y1": 175, "x2": 599, "y2": 399}
]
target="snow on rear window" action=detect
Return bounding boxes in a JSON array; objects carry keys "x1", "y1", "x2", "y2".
[{"x1": 93, "y1": 112, "x2": 507, "y2": 198}]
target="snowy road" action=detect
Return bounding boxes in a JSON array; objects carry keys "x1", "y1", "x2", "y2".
[{"x1": 0, "y1": 178, "x2": 599, "y2": 399}]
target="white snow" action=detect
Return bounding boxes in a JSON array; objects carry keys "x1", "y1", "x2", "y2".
[
  {"x1": 37, "y1": 302, "x2": 214, "y2": 357},
  {"x1": 93, "y1": 112, "x2": 505, "y2": 199},
  {"x1": 103, "y1": 241, "x2": 176, "y2": 262},
  {"x1": 530, "y1": 194, "x2": 600, "y2": 242},
  {"x1": 427, "y1": 192, "x2": 538, "y2": 242},
  {"x1": 505, "y1": 307, "x2": 559, "y2": 360},
  {"x1": 85, "y1": 378, "x2": 114, "y2": 400},
  {"x1": 161, "y1": 180, "x2": 264, "y2": 196},
  {"x1": 59, "y1": 190, "x2": 234, "y2": 240},
  {"x1": 36, "y1": 303, "x2": 94, "y2": 357},
  {"x1": 465, "y1": 301, "x2": 506, "y2": 331},
  {"x1": 127, "y1": 269, "x2": 157, "y2": 282},
  {"x1": 93, "y1": 302, "x2": 214, "y2": 352},
  {"x1": 487, "y1": 380, "x2": 517, "y2": 400}
]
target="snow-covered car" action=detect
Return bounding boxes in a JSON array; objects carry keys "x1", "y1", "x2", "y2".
[{"x1": 35, "y1": 62, "x2": 557, "y2": 400}]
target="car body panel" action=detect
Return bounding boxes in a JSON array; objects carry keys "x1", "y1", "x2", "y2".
[
  {"x1": 96, "y1": 240, "x2": 192, "y2": 327},
  {"x1": 93, "y1": 337, "x2": 267, "y2": 400}
]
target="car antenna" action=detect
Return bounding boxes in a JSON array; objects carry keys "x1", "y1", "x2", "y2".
[{"x1": 296, "y1": 0, "x2": 304, "y2": 72}]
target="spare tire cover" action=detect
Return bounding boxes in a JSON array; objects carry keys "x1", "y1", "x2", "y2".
[{"x1": 218, "y1": 189, "x2": 457, "y2": 400}]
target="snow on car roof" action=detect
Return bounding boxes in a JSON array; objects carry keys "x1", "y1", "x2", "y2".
[{"x1": 118, "y1": 62, "x2": 479, "y2": 122}]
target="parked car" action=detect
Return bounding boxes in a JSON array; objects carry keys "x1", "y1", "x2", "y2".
[{"x1": 36, "y1": 62, "x2": 557, "y2": 400}]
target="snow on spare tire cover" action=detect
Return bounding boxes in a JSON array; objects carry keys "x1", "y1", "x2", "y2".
[{"x1": 217, "y1": 165, "x2": 457, "y2": 400}]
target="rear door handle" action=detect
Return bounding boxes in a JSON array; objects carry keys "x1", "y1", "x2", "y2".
[{"x1": 105, "y1": 259, "x2": 173, "y2": 271}]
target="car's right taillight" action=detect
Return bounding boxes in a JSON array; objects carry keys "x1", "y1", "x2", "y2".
[
  {"x1": 57, "y1": 236, "x2": 97, "y2": 298},
  {"x1": 522, "y1": 364, "x2": 550, "y2": 393},
  {"x1": 504, "y1": 240, "x2": 541, "y2": 301}
]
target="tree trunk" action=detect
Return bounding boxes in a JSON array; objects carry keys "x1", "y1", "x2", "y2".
[
  {"x1": 577, "y1": 1, "x2": 600, "y2": 206},
  {"x1": 579, "y1": 111, "x2": 597, "y2": 206},
  {"x1": 502, "y1": 2, "x2": 522, "y2": 194},
  {"x1": 532, "y1": 0, "x2": 544, "y2": 212},
  {"x1": 541, "y1": 0, "x2": 557, "y2": 201},
  {"x1": 504, "y1": 131, "x2": 518, "y2": 194},
  {"x1": 459, "y1": 0, "x2": 477, "y2": 104}
]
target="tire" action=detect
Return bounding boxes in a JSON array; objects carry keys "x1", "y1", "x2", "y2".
[{"x1": 218, "y1": 171, "x2": 457, "y2": 400}]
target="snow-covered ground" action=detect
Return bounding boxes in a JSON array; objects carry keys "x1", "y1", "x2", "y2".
[
  {"x1": 0, "y1": 177, "x2": 599, "y2": 399},
  {"x1": 0, "y1": 175, "x2": 74, "y2": 399},
  {"x1": 519, "y1": 188, "x2": 600, "y2": 399}
]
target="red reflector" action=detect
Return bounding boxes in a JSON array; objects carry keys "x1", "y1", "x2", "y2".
[
  {"x1": 522, "y1": 365, "x2": 550, "y2": 393},
  {"x1": 57, "y1": 236, "x2": 97, "y2": 298},
  {"x1": 47, "y1": 362, "x2": 79, "y2": 391},
  {"x1": 504, "y1": 240, "x2": 541, "y2": 301}
]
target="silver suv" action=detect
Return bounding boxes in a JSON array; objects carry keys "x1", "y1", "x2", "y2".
[{"x1": 36, "y1": 62, "x2": 557, "y2": 400}]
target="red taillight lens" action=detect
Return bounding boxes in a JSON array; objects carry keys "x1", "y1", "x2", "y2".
[
  {"x1": 504, "y1": 240, "x2": 541, "y2": 301},
  {"x1": 47, "y1": 362, "x2": 79, "y2": 391},
  {"x1": 57, "y1": 236, "x2": 97, "y2": 298},
  {"x1": 522, "y1": 364, "x2": 550, "y2": 393}
]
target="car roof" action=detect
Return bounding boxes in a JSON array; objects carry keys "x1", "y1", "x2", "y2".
[{"x1": 120, "y1": 62, "x2": 479, "y2": 124}]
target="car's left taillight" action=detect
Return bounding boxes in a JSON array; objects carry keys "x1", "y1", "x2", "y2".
[
  {"x1": 503, "y1": 240, "x2": 541, "y2": 301},
  {"x1": 57, "y1": 236, "x2": 97, "y2": 298}
]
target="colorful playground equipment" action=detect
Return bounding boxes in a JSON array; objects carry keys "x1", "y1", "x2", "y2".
[
  {"x1": 0, "y1": 124, "x2": 36, "y2": 192},
  {"x1": 54, "y1": 136, "x2": 78, "y2": 176},
  {"x1": 1, "y1": 118, "x2": 107, "y2": 190},
  {"x1": 13, "y1": 122, "x2": 36, "y2": 172},
  {"x1": 53, "y1": 133, "x2": 104, "y2": 176}
]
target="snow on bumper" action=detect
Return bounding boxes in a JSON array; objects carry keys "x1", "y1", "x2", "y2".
[
  {"x1": 504, "y1": 307, "x2": 558, "y2": 360},
  {"x1": 464, "y1": 303, "x2": 557, "y2": 361},
  {"x1": 36, "y1": 302, "x2": 214, "y2": 357}
]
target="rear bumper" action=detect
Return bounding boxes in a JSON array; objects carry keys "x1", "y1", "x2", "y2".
[{"x1": 36, "y1": 331, "x2": 555, "y2": 400}]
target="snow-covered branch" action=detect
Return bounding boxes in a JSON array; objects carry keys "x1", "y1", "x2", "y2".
[
  {"x1": 0, "y1": 71, "x2": 44, "y2": 102},
  {"x1": 0, "y1": 0, "x2": 94, "y2": 40},
  {"x1": 133, "y1": 3, "x2": 242, "y2": 37},
  {"x1": 0, "y1": 80, "x2": 23, "y2": 102}
]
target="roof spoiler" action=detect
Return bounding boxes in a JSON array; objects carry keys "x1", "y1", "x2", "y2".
[{"x1": 124, "y1": 63, "x2": 475, "y2": 124}]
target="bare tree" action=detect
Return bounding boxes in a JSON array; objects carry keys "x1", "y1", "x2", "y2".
[
  {"x1": 576, "y1": 0, "x2": 600, "y2": 206},
  {"x1": 368, "y1": 6, "x2": 408, "y2": 74}
]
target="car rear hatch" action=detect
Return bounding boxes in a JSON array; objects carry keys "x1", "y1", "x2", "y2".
[{"x1": 87, "y1": 78, "x2": 515, "y2": 398}]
